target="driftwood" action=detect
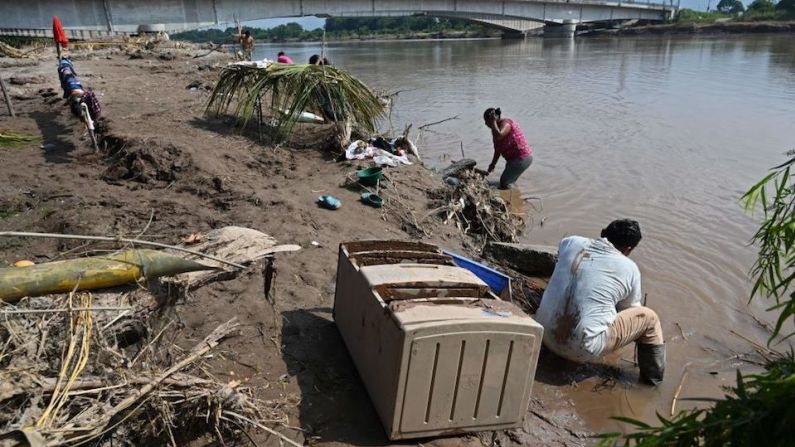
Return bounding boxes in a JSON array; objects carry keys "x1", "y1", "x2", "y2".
[
  {"x1": 60, "y1": 318, "x2": 240, "y2": 445},
  {"x1": 0, "y1": 231, "x2": 248, "y2": 269},
  {"x1": 0, "y1": 41, "x2": 27, "y2": 59},
  {"x1": 429, "y1": 170, "x2": 526, "y2": 245},
  {"x1": 0, "y1": 74, "x2": 15, "y2": 117}
]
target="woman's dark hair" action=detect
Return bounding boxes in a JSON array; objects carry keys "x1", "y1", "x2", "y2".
[
  {"x1": 601, "y1": 219, "x2": 642, "y2": 250},
  {"x1": 278, "y1": 51, "x2": 285, "y2": 56},
  {"x1": 309, "y1": 54, "x2": 321, "y2": 64},
  {"x1": 483, "y1": 107, "x2": 502, "y2": 120}
]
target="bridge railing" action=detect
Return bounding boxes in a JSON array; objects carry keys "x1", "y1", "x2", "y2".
[{"x1": 536, "y1": 0, "x2": 677, "y2": 9}]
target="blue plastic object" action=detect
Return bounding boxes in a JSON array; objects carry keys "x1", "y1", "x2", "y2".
[
  {"x1": 444, "y1": 251, "x2": 512, "y2": 302},
  {"x1": 317, "y1": 195, "x2": 341, "y2": 210}
]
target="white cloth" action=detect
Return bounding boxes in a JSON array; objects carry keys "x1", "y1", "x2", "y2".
[
  {"x1": 345, "y1": 140, "x2": 412, "y2": 165},
  {"x1": 534, "y1": 236, "x2": 642, "y2": 361}
]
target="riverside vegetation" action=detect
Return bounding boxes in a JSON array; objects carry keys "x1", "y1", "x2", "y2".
[{"x1": 173, "y1": 16, "x2": 493, "y2": 43}]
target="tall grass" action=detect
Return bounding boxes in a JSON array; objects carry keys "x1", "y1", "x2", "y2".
[{"x1": 0, "y1": 130, "x2": 42, "y2": 148}]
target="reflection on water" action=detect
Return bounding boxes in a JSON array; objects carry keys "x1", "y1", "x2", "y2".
[{"x1": 253, "y1": 35, "x2": 795, "y2": 430}]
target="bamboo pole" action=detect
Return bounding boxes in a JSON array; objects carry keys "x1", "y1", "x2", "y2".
[{"x1": 0, "y1": 73, "x2": 15, "y2": 117}]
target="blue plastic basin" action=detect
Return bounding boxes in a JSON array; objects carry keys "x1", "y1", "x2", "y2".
[{"x1": 444, "y1": 251, "x2": 512, "y2": 302}]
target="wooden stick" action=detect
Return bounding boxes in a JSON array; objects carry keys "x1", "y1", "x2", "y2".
[
  {"x1": 729, "y1": 329, "x2": 775, "y2": 355},
  {"x1": 0, "y1": 73, "x2": 15, "y2": 117},
  {"x1": 418, "y1": 114, "x2": 459, "y2": 130},
  {"x1": 0, "y1": 231, "x2": 247, "y2": 270},
  {"x1": 0, "y1": 306, "x2": 132, "y2": 315},
  {"x1": 675, "y1": 322, "x2": 688, "y2": 341},
  {"x1": 128, "y1": 320, "x2": 174, "y2": 367},
  {"x1": 670, "y1": 365, "x2": 691, "y2": 416},
  {"x1": 0, "y1": 374, "x2": 215, "y2": 402},
  {"x1": 221, "y1": 411, "x2": 302, "y2": 447}
]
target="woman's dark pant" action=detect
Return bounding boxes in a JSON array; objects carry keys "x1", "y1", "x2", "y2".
[{"x1": 499, "y1": 155, "x2": 533, "y2": 189}]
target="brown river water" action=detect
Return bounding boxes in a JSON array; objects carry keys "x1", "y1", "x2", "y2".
[{"x1": 254, "y1": 35, "x2": 795, "y2": 432}]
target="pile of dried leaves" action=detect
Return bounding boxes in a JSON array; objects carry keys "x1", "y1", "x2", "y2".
[
  {"x1": 429, "y1": 170, "x2": 525, "y2": 245},
  {"x1": 0, "y1": 288, "x2": 297, "y2": 447}
]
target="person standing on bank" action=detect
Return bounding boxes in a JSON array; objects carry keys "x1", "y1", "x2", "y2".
[
  {"x1": 483, "y1": 107, "x2": 533, "y2": 190},
  {"x1": 238, "y1": 30, "x2": 254, "y2": 60},
  {"x1": 534, "y1": 219, "x2": 665, "y2": 385}
]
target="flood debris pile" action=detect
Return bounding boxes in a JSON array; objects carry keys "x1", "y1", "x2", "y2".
[
  {"x1": 0, "y1": 297, "x2": 275, "y2": 446},
  {"x1": 429, "y1": 168, "x2": 526, "y2": 245},
  {"x1": 0, "y1": 228, "x2": 301, "y2": 447}
]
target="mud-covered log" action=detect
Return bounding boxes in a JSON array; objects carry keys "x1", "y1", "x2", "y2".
[{"x1": 484, "y1": 242, "x2": 558, "y2": 276}]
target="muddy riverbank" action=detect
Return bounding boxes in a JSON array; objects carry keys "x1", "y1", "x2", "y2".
[
  {"x1": 0, "y1": 45, "x2": 596, "y2": 446},
  {"x1": 587, "y1": 20, "x2": 795, "y2": 36}
]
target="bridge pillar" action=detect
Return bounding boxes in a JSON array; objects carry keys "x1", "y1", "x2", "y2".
[
  {"x1": 501, "y1": 30, "x2": 527, "y2": 39},
  {"x1": 543, "y1": 19, "x2": 578, "y2": 38}
]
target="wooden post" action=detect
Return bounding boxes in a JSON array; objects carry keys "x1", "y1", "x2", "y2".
[
  {"x1": 320, "y1": 29, "x2": 326, "y2": 60},
  {"x1": 256, "y1": 95, "x2": 263, "y2": 142},
  {"x1": 0, "y1": 73, "x2": 15, "y2": 117}
]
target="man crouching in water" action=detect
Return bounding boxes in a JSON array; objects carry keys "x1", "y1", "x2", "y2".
[{"x1": 534, "y1": 219, "x2": 665, "y2": 385}]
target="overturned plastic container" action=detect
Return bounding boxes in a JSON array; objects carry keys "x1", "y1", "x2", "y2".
[{"x1": 333, "y1": 240, "x2": 543, "y2": 440}]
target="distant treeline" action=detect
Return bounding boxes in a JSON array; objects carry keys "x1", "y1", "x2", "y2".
[
  {"x1": 172, "y1": 16, "x2": 488, "y2": 43},
  {"x1": 676, "y1": 0, "x2": 794, "y2": 21}
]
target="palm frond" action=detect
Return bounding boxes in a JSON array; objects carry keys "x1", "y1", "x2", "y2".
[{"x1": 206, "y1": 63, "x2": 385, "y2": 143}]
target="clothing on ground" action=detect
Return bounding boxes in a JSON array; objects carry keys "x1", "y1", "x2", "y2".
[
  {"x1": 58, "y1": 58, "x2": 83, "y2": 98},
  {"x1": 534, "y1": 236, "x2": 642, "y2": 361},
  {"x1": 494, "y1": 118, "x2": 532, "y2": 161},
  {"x1": 500, "y1": 154, "x2": 532, "y2": 189}
]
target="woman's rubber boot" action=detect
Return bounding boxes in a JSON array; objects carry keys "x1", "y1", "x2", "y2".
[{"x1": 637, "y1": 343, "x2": 665, "y2": 386}]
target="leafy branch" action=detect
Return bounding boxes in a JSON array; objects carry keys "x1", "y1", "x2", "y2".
[{"x1": 741, "y1": 151, "x2": 795, "y2": 341}]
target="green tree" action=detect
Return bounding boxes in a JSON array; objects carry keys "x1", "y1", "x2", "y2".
[
  {"x1": 747, "y1": 0, "x2": 776, "y2": 12},
  {"x1": 776, "y1": 0, "x2": 795, "y2": 15},
  {"x1": 717, "y1": 0, "x2": 746, "y2": 13}
]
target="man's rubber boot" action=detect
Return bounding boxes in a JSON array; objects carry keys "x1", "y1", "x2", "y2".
[{"x1": 637, "y1": 343, "x2": 665, "y2": 386}]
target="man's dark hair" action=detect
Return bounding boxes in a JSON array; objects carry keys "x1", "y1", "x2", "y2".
[
  {"x1": 243, "y1": 30, "x2": 250, "y2": 37},
  {"x1": 278, "y1": 51, "x2": 285, "y2": 56},
  {"x1": 601, "y1": 219, "x2": 642, "y2": 250},
  {"x1": 309, "y1": 54, "x2": 320, "y2": 64}
]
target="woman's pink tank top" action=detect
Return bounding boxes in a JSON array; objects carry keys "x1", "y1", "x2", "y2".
[{"x1": 495, "y1": 118, "x2": 532, "y2": 161}]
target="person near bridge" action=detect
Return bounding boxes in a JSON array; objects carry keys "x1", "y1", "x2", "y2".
[
  {"x1": 238, "y1": 30, "x2": 254, "y2": 60},
  {"x1": 534, "y1": 219, "x2": 665, "y2": 385}
]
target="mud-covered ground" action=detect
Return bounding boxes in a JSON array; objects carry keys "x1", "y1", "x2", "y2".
[{"x1": 1, "y1": 44, "x2": 591, "y2": 446}]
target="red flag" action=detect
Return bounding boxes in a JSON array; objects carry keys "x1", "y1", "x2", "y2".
[{"x1": 52, "y1": 16, "x2": 68, "y2": 48}]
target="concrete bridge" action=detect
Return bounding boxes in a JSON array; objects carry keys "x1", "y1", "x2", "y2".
[{"x1": 0, "y1": 0, "x2": 676, "y2": 39}]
